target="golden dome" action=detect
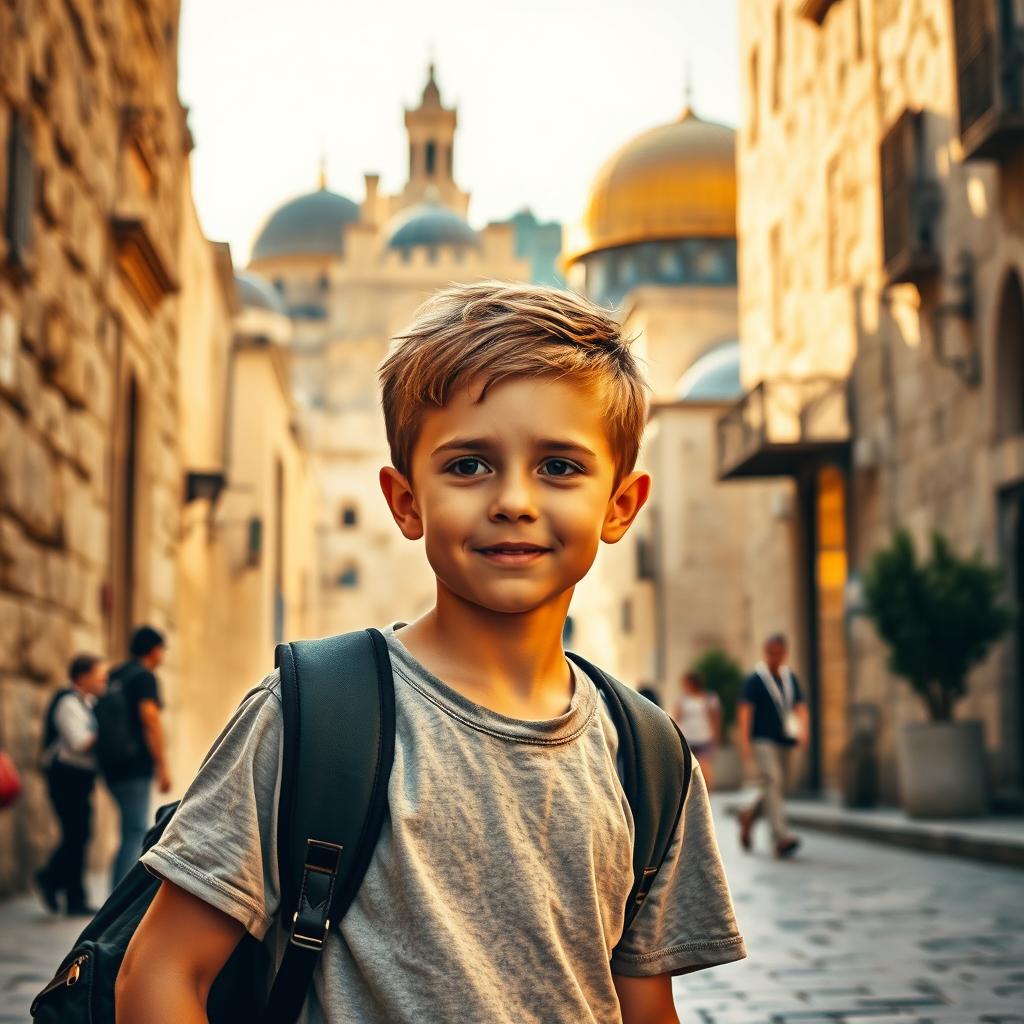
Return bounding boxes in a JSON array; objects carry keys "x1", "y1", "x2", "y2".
[{"x1": 564, "y1": 108, "x2": 736, "y2": 266}]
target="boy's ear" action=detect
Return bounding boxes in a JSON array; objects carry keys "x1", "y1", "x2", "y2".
[
  {"x1": 379, "y1": 466, "x2": 424, "y2": 541},
  {"x1": 601, "y1": 470, "x2": 651, "y2": 544}
]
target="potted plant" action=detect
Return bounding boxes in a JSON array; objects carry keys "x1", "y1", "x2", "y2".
[
  {"x1": 862, "y1": 530, "x2": 1014, "y2": 817},
  {"x1": 690, "y1": 648, "x2": 745, "y2": 792}
]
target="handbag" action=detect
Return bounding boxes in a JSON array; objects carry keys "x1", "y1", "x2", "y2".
[{"x1": 0, "y1": 749, "x2": 22, "y2": 809}]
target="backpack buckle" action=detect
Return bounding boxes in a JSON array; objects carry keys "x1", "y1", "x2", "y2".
[{"x1": 289, "y1": 839, "x2": 343, "y2": 950}]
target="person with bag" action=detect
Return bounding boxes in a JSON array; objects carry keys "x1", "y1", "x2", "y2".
[
  {"x1": 34, "y1": 283, "x2": 745, "y2": 1024},
  {"x1": 736, "y1": 632, "x2": 810, "y2": 858},
  {"x1": 99, "y1": 625, "x2": 171, "y2": 886},
  {"x1": 34, "y1": 654, "x2": 108, "y2": 916}
]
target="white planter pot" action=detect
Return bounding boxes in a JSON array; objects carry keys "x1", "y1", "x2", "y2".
[
  {"x1": 712, "y1": 744, "x2": 743, "y2": 792},
  {"x1": 897, "y1": 720, "x2": 988, "y2": 818}
]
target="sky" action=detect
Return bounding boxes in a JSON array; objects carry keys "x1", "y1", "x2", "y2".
[{"x1": 178, "y1": 0, "x2": 740, "y2": 265}]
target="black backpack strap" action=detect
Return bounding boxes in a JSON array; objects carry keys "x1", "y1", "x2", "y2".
[
  {"x1": 259, "y1": 628, "x2": 396, "y2": 1024},
  {"x1": 566, "y1": 653, "x2": 692, "y2": 937}
]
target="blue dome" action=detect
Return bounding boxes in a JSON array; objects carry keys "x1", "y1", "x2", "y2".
[
  {"x1": 251, "y1": 187, "x2": 359, "y2": 262},
  {"x1": 386, "y1": 202, "x2": 479, "y2": 251},
  {"x1": 675, "y1": 340, "x2": 742, "y2": 402},
  {"x1": 235, "y1": 270, "x2": 286, "y2": 314}
]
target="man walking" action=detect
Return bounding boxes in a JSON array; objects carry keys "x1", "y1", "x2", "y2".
[
  {"x1": 737, "y1": 633, "x2": 809, "y2": 858},
  {"x1": 35, "y1": 654, "x2": 108, "y2": 915},
  {"x1": 102, "y1": 625, "x2": 171, "y2": 885}
]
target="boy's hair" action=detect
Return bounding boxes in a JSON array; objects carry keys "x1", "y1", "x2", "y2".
[
  {"x1": 378, "y1": 281, "x2": 648, "y2": 482},
  {"x1": 68, "y1": 653, "x2": 100, "y2": 683},
  {"x1": 130, "y1": 624, "x2": 165, "y2": 658}
]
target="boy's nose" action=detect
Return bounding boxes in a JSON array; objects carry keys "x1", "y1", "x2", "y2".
[{"x1": 488, "y1": 473, "x2": 539, "y2": 522}]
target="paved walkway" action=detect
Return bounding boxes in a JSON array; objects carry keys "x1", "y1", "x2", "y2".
[
  {"x1": 2, "y1": 806, "x2": 1024, "y2": 1022},
  {"x1": 674, "y1": 806, "x2": 1024, "y2": 1023}
]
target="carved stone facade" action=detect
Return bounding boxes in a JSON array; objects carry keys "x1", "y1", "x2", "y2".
[{"x1": 732, "y1": 0, "x2": 1024, "y2": 798}]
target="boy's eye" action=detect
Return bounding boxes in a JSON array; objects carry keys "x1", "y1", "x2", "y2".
[
  {"x1": 540, "y1": 458, "x2": 582, "y2": 478},
  {"x1": 448, "y1": 457, "x2": 490, "y2": 477}
]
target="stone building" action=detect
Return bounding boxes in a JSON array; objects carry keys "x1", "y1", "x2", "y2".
[
  {"x1": 728, "y1": 0, "x2": 1024, "y2": 797},
  {"x1": 562, "y1": 105, "x2": 789, "y2": 708},
  {"x1": 0, "y1": 0, "x2": 320, "y2": 894},
  {"x1": 245, "y1": 65, "x2": 534, "y2": 634}
]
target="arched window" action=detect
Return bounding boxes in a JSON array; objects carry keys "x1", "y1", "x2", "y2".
[
  {"x1": 337, "y1": 565, "x2": 359, "y2": 588},
  {"x1": 340, "y1": 504, "x2": 358, "y2": 528},
  {"x1": 425, "y1": 140, "x2": 437, "y2": 176},
  {"x1": 996, "y1": 269, "x2": 1024, "y2": 440}
]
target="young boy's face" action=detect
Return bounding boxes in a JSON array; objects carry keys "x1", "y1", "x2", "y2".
[{"x1": 380, "y1": 375, "x2": 650, "y2": 616}]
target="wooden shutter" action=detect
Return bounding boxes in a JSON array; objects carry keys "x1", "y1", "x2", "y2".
[{"x1": 953, "y1": 0, "x2": 996, "y2": 139}]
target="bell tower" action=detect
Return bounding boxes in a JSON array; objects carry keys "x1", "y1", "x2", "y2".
[{"x1": 401, "y1": 63, "x2": 469, "y2": 216}]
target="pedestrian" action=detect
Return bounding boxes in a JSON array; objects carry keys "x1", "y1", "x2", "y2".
[
  {"x1": 736, "y1": 632, "x2": 808, "y2": 858},
  {"x1": 35, "y1": 654, "x2": 108, "y2": 916},
  {"x1": 672, "y1": 670, "x2": 721, "y2": 792},
  {"x1": 116, "y1": 282, "x2": 745, "y2": 1023},
  {"x1": 101, "y1": 625, "x2": 171, "y2": 887}
]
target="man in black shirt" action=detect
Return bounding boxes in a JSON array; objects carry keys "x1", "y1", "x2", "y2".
[
  {"x1": 104, "y1": 625, "x2": 171, "y2": 885},
  {"x1": 736, "y1": 633, "x2": 809, "y2": 857}
]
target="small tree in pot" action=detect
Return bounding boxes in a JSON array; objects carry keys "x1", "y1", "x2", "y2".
[
  {"x1": 690, "y1": 648, "x2": 745, "y2": 791},
  {"x1": 862, "y1": 530, "x2": 1014, "y2": 817}
]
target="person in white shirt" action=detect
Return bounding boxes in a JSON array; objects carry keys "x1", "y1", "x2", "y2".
[
  {"x1": 672, "y1": 670, "x2": 721, "y2": 792},
  {"x1": 35, "y1": 654, "x2": 108, "y2": 916}
]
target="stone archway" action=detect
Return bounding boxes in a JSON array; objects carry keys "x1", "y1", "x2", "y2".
[{"x1": 995, "y1": 269, "x2": 1024, "y2": 440}]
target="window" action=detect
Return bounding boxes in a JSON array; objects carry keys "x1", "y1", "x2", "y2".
[
  {"x1": 318, "y1": 273, "x2": 329, "y2": 293},
  {"x1": 425, "y1": 140, "x2": 437, "y2": 176},
  {"x1": 769, "y1": 224, "x2": 783, "y2": 340},
  {"x1": 996, "y1": 270, "x2": 1024, "y2": 439},
  {"x1": 748, "y1": 47, "x2": 760, "y2": 145},
  {"x1": 336, "y1": 565, "x2": 359, "y2": 588},
  {"x1": 5, "y1": 108, "x2": 35, "y2": 271},
  {"x1": 340, "y1": 503, "x2": 358, "y2": 527},
  {"x1": 772, "y1": 5, "x2": 784, "y2": 112}
]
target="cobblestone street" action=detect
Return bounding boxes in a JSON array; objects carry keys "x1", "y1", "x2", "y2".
[
  {"x1": 1, "y1": 806, "x2": 1023, "y2": 1022},
  {"x1": 675, "y1": 808, "x2": 1024, "y2": 1023}
]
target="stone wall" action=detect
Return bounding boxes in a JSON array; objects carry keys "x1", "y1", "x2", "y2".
[
  {"x1": 0, "y1": 0, "x2": 187, "y2": 895},
  {"x1": 735, "y1": 0, "x2": 1024, "y2": 797}
]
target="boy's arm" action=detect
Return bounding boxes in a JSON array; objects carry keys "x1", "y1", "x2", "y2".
[
  {"x1": 614, "y1": 973, "x2": 679, "y2": 1023},
  {"x1": 116, "y1": 880, "x2": 246, "y2": 1024}
]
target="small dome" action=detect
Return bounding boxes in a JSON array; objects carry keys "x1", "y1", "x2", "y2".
[
  {"x1": 565, "y1": 108, "x2": 736, "y2": 267},
  {"x1": 675, "y1": 340, "x2": 742, "y2": 402},
  {"x1": 251, "y1": 187, "x2": 359, "y2": 263},
  {"x1": 386, "y1": 200, "x2": 479, "y2": 251},
  {"x1": 235, "y1": 270, "x2": 286, "y2": 314}
]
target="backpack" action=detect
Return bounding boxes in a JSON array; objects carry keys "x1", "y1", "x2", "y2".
[
  {"x1": 31, "y1": 629, "x2": 692, "y2": 1023},
  {"x1": 39, "y1": 688, "x2": 72, "y2": 768},
  {"x1": 93, "y1": 664, "x2": 146, "y2": 777}
]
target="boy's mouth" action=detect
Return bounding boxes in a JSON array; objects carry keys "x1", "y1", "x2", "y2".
[{"x1": 474, "y1": 542, "x2": 552, "y2": 564}]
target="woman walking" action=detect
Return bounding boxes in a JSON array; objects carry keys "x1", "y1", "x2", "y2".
[{"x1": 673, "y1": 670, "x2": 721, "y2": 791}]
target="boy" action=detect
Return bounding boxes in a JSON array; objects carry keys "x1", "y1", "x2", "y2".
[
  {"x1": 118, "y1": 282, "x2": 745, "y2": 1023},
  {"x1": 36, "y1": 654, "x2": 108, "y2": 916}
]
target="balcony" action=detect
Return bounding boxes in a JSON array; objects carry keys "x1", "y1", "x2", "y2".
[
  {"x1": 716, "y1": 377, "x2": 850, "y2": 481},
  {"x1": 953, "y1": 0, "x2": 1024, "y2": 159},
  {"x1": 880, "y1": 109, "x2": 941, "y2": 287}
]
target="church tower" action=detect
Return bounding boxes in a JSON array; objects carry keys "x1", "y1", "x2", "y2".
[{"x1": 400, "y1": 64, "x2": 469, "y2": 216}]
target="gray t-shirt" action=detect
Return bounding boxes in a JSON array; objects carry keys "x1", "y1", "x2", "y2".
[{"x1": 142, "y1": 625, "x2": 745, "y2": 1023}]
